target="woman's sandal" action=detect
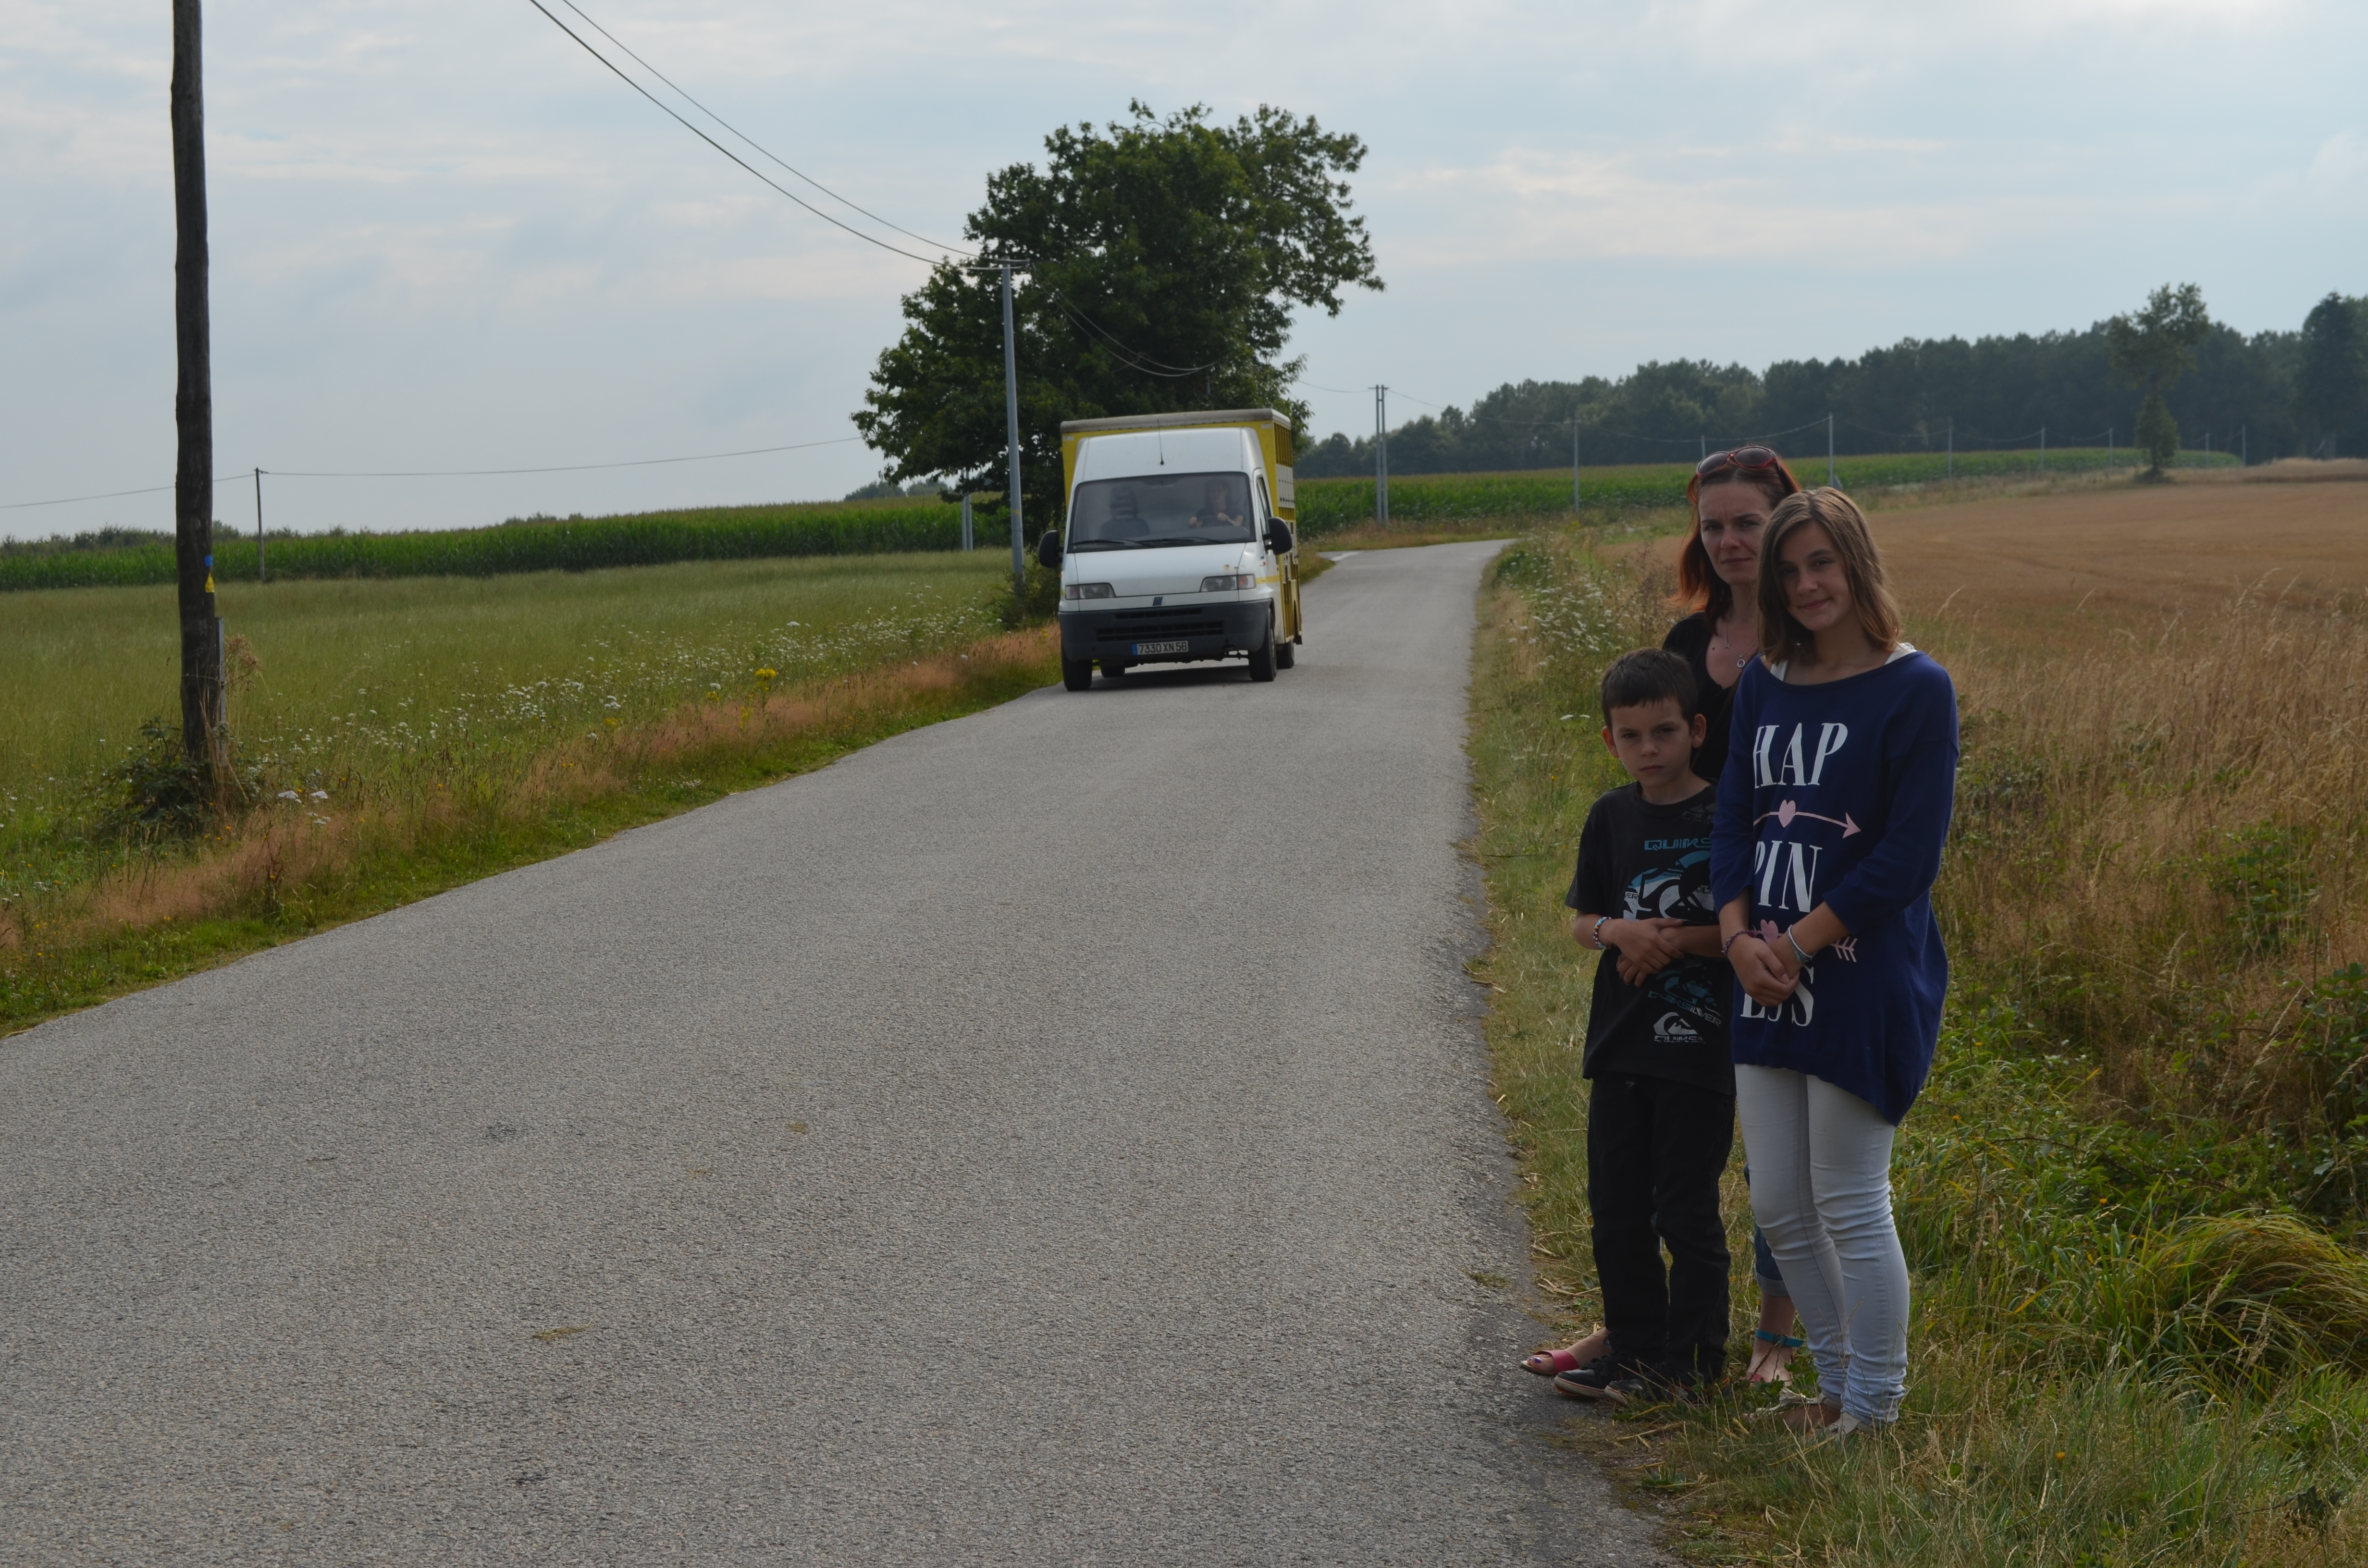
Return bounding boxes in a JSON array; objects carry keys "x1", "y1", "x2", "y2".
[
  {"x1": 1522, "y1": 1326, "x2": 1608, "y2": 1378},
  {"x1": 1746, "y1": 1328, "x2": 1805, "y2": 1384}
]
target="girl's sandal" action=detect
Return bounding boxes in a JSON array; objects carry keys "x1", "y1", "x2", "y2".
[
  {"x1": 1746, "y1": 1328, "x2": 1804, "y2": 1384},
  {"x1": 1522, "y1": 1326, "x2": 1608, "y2": 1378}
]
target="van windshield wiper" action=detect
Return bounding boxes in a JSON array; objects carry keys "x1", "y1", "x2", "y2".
[
  {"x1": 1134, "y1": 534, "x2": 1236, "y2": 546},
  {"x1": 1067, "y1": 539, "x2": 1139, "y2": 551}
]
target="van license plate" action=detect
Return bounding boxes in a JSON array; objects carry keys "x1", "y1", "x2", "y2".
[{"x1": 1132, "y1": 639, "x2": 1190, "y2": 656}]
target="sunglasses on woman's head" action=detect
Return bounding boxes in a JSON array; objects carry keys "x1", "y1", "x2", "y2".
[{"x1": 1696, "y1": 446, "x2": 1782, "y2": 478}]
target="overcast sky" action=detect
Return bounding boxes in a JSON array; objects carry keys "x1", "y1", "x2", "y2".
[{"x1": 4, "y1": 0, "x2": 2361, "y2": 539}]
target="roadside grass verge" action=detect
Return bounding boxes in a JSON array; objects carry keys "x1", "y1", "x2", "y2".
[
  {"x1": 1468, "y1": 525, "x2": 2368, "y2": 1564},
  {"x1": 1, "y1": 551, "x2": 1054, "y2": 1034}
]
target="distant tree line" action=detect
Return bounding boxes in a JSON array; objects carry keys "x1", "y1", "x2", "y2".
[{"x1": 1296, "y1": 291, "x2": 2368, "y2": 477}]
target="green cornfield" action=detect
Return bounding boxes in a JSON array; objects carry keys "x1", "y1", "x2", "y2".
[
  {"x1": 1291, "y1": 446, "x2": 2242, "y2": 537},
  {"x1": 0, "y1": 497, "x2": 963, "y2": 593}
]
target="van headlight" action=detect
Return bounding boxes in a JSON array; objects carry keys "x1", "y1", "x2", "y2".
[
  {"x1": 1200, "y1": 573, "x2": 1256, "y2": 592},
  {"x1": 1064, "y1": 582, "x2": 1116, "y2": 600}
]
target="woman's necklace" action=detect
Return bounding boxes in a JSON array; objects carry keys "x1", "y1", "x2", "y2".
[{"x1": 1711, "y1": 617, "x2": 1753, "y2": 671}]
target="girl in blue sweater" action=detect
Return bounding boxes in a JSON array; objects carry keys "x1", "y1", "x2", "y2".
[{"x1": 1711, "y1": 488, "x2": 1958, "y2": 1436}]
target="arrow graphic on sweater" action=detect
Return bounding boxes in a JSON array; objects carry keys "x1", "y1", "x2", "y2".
[{"x1": 1755, "y1": 800, "x2": 1861, "y2": 837}]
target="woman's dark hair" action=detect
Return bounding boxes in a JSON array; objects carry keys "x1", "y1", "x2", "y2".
[
  {"x1": 1676, "y1": 456, "x2": 1804, "y2": 621},
  {"x1": 1599, "y1": 648, "x2": 1700, "y2": 722},
  {"x1": 1756, "y1": 488, "x2": 1903, "y2": 666}
]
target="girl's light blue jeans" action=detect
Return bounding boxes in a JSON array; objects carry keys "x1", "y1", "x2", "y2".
[{"x1": 1734, "y1": 1065, "x2": 1909, "y2": 1424}]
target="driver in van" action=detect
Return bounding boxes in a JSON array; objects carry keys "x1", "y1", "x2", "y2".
[{"x1": 1188, "y1": 479, "x2": 1243, "y2": 531}]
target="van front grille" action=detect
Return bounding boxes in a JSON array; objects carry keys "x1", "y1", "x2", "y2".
[{"x1": 1095, "y1": 608, "x2": 1229, "y2": 643}]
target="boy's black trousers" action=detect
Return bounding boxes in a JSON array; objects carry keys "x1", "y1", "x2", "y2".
[{"x1": 1587, "y1": 1072, "x2": 1734, "y2": 1383}]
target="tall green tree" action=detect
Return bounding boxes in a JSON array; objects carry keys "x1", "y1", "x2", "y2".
[
  {"x1": 2108, "y1": 282, "x2": 2211, "y2": 477},
  {"x1": 853, "y1": 103, "x2": 1381, "y2": 516},
  {"x1": 2295, "y1": 292, "x2": 2368, "y2": 458}
]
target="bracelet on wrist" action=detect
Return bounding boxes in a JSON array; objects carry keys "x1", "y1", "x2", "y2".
[
  {"x1": 1786, "y1": 930, "x2": 1813, "y2": 967},
  {"x1": 1720, "y1": 929, "x2": 1751, "y2": 957},
  {"x1": 1591, "y1": 915, "x2": 1612, "y2": 950}
]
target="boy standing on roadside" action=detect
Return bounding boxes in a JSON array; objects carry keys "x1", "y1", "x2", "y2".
[{"x1": 1553, "y1": 649, "x2": 1735, "y2": 1405}]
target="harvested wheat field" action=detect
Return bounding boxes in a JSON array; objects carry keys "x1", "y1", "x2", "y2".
[{"x1": 1870, "y1": 469, "x2": 2368, "y2": 627}]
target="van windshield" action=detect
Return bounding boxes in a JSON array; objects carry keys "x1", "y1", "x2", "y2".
[{"x1": 1068, "y1": 472, "x2": 1256, "y2": 549}]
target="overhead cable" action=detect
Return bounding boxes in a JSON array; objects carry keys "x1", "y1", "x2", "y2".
[
  {"x1": 1048, "y1": 295, "x2": 1219, "y2": 378},
  {"x1": 521, "y1": 0, "x2": 953, "y2": 265},
  {"x1": 0, "y1": 475, "x2": 248, "y2": 512},
  {"x1": 270, "y1": 435, "x2": 863, "y2": 478},
  {"x1": 3, "y1": 437, "x2": 862, "y2": 511},
  {"x1": 522, "y1": 13, "x2": 1210, "y2": 390},
  {"x1": 551, "y1": 0, "x2": 971, "y2": 257}
]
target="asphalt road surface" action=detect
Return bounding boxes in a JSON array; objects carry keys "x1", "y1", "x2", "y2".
[{"x1": 0, "y1": 541, "x2": 1669, "y2": 1566}]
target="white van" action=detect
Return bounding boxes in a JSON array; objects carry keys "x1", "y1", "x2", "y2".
[{"x1": 1038, "y1": 409, "x2": 1303, "y2": 692}]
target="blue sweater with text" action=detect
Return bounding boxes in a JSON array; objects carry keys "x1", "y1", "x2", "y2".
[{"x1": 1709, "y1": 649, "x2": 1960, "y2": 1123}]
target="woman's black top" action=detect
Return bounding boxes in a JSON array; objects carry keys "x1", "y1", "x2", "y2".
[{"x1": 1663, "y1": 612, "x2": 1744, "y2": 786}]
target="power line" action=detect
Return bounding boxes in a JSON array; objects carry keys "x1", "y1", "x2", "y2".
[
  {"x1": 2, "y1": 475, "x2": 246, "y2": 512},
  {"x1": 270, "y1": 436, "x2": 863, "y2": 478},
  {"x1": 521, "y1": 0, "x2": 956, "y2": 267},
  {"x1": 550, "y1": 0, "x2": 970, "y2": 257},
  {"x1": 529, "y1": 8, "x2": 1214, "y2": 393},
  {"x1": 1047, "y1": 294, "x2": 1219, "y2": 378},
  {"x1": 2, "y1": 437, "x2": 863, "y2": 511}
]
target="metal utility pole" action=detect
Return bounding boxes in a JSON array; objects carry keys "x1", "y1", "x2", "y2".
[
  {"x1": 960, "y1": 493, "x2": 974, "y2": 551},
  {"x1": 1373, "y1": 385, "x2": 1390, "y2": 527},
  {"x1": 2039, "y1": 425, "x2": 2047, "y2": 474},
  {"x1": 1826, "y1": 413, "x2": 1835, "y2": 488},
  {"x1": 253, "y1": 467, "x2": 266, "y2": 582},
  {"x1": 999, "y1": 264, "x2": 1024, "y2": 598},
  {"x1": 1946, "y1": 418, "x2": 1954, "y2": 481},
  {"x1": 172, "y1": 0, "x2": 222, "y2": 764}
]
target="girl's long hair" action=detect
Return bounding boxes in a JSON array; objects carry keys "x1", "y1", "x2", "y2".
[
  {"x1": 1677, "y1": 457, "x2": 1805, "y2": 621},
  {"x1": 1756, "y1": 488, "x2": 1903, "y2": 666}
]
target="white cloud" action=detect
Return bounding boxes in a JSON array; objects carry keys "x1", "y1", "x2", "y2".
[{"x1": 0, "y1": 0, "x2": 2361, "y2": 534}]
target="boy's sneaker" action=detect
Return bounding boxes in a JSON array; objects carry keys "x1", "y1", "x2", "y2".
[{"x1": 1550, "y1": 1353, "x2": 1648, "y2": 1403}]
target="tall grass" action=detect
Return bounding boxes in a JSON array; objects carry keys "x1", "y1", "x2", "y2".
[
  {"x1": 1929, "y1": 592, "x2": 2368, "y2": 1206},
  {"x1": 0, "y1": 497, "x2": 962, "y2": 592},
  {"x1": 1468, "y1": 524, "x2": 2368, "y2": 1564}
]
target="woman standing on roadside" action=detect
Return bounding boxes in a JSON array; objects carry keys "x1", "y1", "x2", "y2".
[
  {"x1": 1665, "y1": 447, "x2": 1810, "y2": 1385},
  {"x1": 1713, "y1": 488, "x2": 1958, "y2": 1436},
  {"x1": 1523, "y1": 447, "x2": 1808, "y2": 1386},
  {"x1": 1664, "y1": 447, "x2": 1801, "y2": 785}
]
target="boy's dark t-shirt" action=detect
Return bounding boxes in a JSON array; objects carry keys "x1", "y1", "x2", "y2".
[{"x1": 1565, "y1": 782, "x2": 1734, "y2": 1095}]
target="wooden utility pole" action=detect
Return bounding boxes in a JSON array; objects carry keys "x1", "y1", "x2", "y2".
[{"x1": 172, "y1": 0, "x2": 223, "y2": 763}]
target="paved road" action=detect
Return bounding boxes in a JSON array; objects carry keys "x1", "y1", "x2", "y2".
[{"x1": 0, "y1": 542, "x2": 1667, "y2": 1566}]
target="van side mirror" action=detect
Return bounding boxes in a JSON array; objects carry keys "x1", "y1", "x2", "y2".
[
  {"x1": 1264, "y1": 519, "x2": 1295, "y2": 556},
  {"x1": 1036, "y1": 530, "x2": 1062, "y2": 568}
]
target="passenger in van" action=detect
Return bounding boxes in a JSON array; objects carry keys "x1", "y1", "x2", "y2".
[{"x1": 1187, "y1": 479, "x2": 1244, "y2": 532}]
